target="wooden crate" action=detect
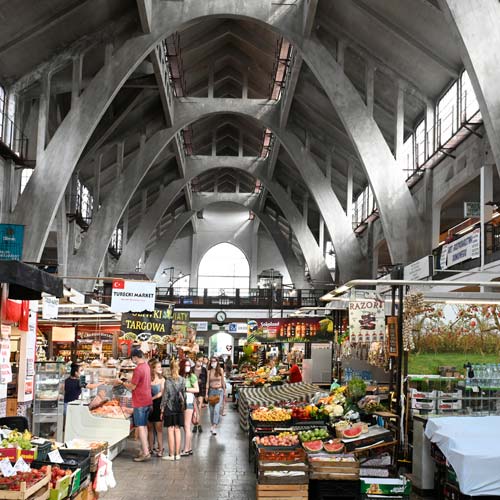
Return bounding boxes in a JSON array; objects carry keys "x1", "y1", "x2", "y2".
[
  {"x1": 256, "y1": 483, "x2": 308, "y2": 500},
  {"x1": 0, "y1": 468, "x2": 51, "y2": 500},
  {"x1": 309, "y1": 455, "x2": 360, "y2": 480},
  {"x1": 258, "y1": 460, "x2": 309, "y2": 484}
]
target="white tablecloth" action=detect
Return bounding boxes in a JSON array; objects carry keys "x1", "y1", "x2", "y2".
[{"x1": 425, "y1": 416, "x2": 500, "y2": 496}]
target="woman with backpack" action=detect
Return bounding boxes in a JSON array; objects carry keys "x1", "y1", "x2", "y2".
[
  {"x1": 179, "y1": 358, "x2": 199, "y2": 456},
  {"x1": 160, "y1": 358, "x2": 185, "y2": 461}
]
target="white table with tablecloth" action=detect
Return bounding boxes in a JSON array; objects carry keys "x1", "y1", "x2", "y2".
[{"x1": 425, "y1": 415, "x2": 500, "y2": 496}]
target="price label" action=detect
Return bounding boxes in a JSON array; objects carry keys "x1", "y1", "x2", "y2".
[
  {"x1": 472, "y1": 386, "x2": 479, "y2": 393},
  {"x1": 14, "y1": 457, "x2": 30, "y2": 472},
  {"x1": 0, "y1": 458, "x2": 15, "y2": 477},
  {"x1": 48, "y1": 449, "x2": 64, "y2": 464}
]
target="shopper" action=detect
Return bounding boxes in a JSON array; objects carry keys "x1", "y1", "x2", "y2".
[
  {"x1": 193, "y1": 354, "x2": 207, "y2": 433},
  {"x1": 179, "y1": 358, "x2": 199, "y2": 456},
  {"x1": 268, "y1": 358, "x2": 278, "y2": 377},
  {"x1": 121, "y1": 349, "x2": 152, "y2": 462},
  {"x1": 160, "y1": 358, "x2": 185, "y2": 461},
  {"x1": 280, "y1": 362, "x2": 303, "y2": 383},
  {"x1": 206, "y1": 356, "x2": 225, "y2": 435},
  {"x1": 148, "y1": 359, "x2": 165, "y2": 457}
]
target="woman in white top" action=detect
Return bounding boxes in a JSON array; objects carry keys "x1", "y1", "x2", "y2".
[{"x1": 268, "y1": 358, "x2": 278, "y2": 377}]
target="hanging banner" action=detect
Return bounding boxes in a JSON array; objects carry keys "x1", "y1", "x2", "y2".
[
  {"x1": 440, "y1": 228, "x2": 480, "y2": 270},
  {"x1": 247, "y1": 317, "x2": 334, "y2": 343},
  {"x1": 110, "y1": 279, "x2": 156, "y2": 312},
  {"x1": 41, "y1": 295, "x2": 59, "y2": 319},
  {"x1": 349, "y1": 299, "x2": 386, "y2": 343},
  {"x1": 0, "y1": 224, "x2": 24, "y2": 261},
  {"x1": 120, "y1": 306, "x2": 184, "y2": 342},
  {"x1": 18, "y1": 301, "x2": 37, "y2": 402}
]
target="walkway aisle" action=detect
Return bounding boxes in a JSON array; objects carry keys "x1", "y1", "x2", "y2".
[{"x1": 107, "y1": 407, "x2": 256, "y2": 500}]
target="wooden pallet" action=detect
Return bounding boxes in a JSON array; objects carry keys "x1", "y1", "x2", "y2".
[
  {"x1": 258, "y1": 460, "x2": 309, "y2": 484},
  {"x1": 257, "y1": 483, "x2": 308, "y2": 500}
]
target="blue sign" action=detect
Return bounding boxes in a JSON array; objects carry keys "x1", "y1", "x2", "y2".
[
  {"x1": 0, "y1": 224, "x2": 24, "y2": 260},
  {"x1": 228, "y1": 323, "x2": 237, "y2": 333}
]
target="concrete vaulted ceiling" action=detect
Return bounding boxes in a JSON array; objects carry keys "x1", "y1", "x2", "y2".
[{"x1": 1, "y1": 0, "x2": 494, "y2": 287}]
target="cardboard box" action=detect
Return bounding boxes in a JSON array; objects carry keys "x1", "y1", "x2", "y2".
[{"x1": 360, "y1": 476, "x2": 411, "y2": 496}]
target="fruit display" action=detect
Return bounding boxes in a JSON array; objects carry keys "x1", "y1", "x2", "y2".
[
  {"x1": 0, "y1": 469, "x2": 46, "y2": 491},
  {"x1": 91, "y1": 400, "x2": 126, "y2": 419},
  {"x1": 39, "y1": 465, "x2": 72, "y2": 489},
  {"x1": 255, "y1": 432, "x2": 299, "y2": 447},
  {"x1": 302, "y1": 439, "x2": 323, "y2": 452},
  {"x1": 251, "y1": 407, "x2": 291, "y2": 422},
  {"x1": 0, "y1": 429, "x2": 33, "y2": 450},
  {"x1": 323, "y1": 440, "x2": 345, "y2": 454},
  {"x1": 298, "y1": 428, "x2": 329, "y2": 443}
]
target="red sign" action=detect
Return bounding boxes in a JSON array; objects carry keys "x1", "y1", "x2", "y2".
[
  {"x1": 112, "y1": 279, "x2": 125, "y2": 289},
  {"x1": 247, "y1": 317, "x2": 333, "y2": 343}
]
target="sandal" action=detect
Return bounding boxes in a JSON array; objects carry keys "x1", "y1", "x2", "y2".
[
  {"x1": 156, "y1": 449, "x2": 164, "y2": 457},
  {"x1": 180, "y1": 450, "x2": 193, "y2": 457}
]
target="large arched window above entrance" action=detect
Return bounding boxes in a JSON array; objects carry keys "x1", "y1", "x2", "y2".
[{"x1": 198, "y1": 243, "x2": 250, "y2": 292}]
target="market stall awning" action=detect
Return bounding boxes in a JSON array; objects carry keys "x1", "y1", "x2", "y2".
[{"x1": 0, "y1": 261, "x2": 64, "y2": 299}]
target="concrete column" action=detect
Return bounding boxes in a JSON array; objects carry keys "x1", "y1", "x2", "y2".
[
  {"x1": 116, "y1": 141, "x2": 124, "y2": 177},
  {"x1": 319, "y1": 216, "x2": 325, "y2": 254},
  {"x1": 94, "y1": 154, "x2": 101, "y2": 210},
  {"x1": 426, "y1": 102, "x2": 435, "y2": 159},
  {"x1": 394, "y1": 81, "x2": 405, "y2": 166},
  {"x1": 122, "y1": 206, "x2": 129, "y2": 245},
  {"x1": 71, "y1": 54, "x2": 83, "y2": 109},
  {"x1": 347, "y1": 160, "x2": 353, "y2": 220},
  {"x1": 208, "y1": 64, "x2": 214, "y2": 99},
  {"x1": 365, "y1": 63, "x2": 375, "y2": 116},
  {"x1": 190, "y1": 232, "x2": 199, "y2": 289},
  {"x1": 438, "y1": 0, "x2": 500, "y2": 179},
  {"x1": 431, "y1": 202, "x2": 442, "y2": 249},
  {"x1": 242, "y1": 72, "x2": 248, "y2": 99},
  {"x1": 326, "y1": 151, "x2": 332, "y2": 183},
  {"x1": 480, "y1": 164, "x2": 494, "y2": 269},
  {"x1": 337, "y1": 39, "x2": 346, "y2": 70},
  {"x1": 303, "y1": 193, "x2": 309, "y2": 221},
  {"x1": 36, "y1": 72, "x2": 50, "y2": 159},
  {"x1": 238, "y1": 130, "x2": 244, "y2": 157},
  {"x1": 211, "y1": 130, "x2": 216, "y2": 157},
  {"x1": 67, "y1": 173, "x2": 78, "y2": 256},
  {"x1": 57, "y1": 197, "x2": 68, "y2": 279},
  {"x1": 104, "y1": 43, "x2": 114, "y2": 66},
  {"x1": 250, "y1": 223, "x2": 259, "y2": 287}
]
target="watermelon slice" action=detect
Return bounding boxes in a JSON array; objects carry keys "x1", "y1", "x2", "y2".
[
  {"x1": 323, "y1": 440, "x2": 345, "y2": 454},
  {"x1": 342, "y1": 426, "x2": 362, "y2": 439},
  {"x1": 302, "y1": 439, "x2": 323, "y2": 452}
]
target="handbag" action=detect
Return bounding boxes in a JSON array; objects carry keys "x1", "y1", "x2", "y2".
[{"x1": 208, "y1": 394, "x2": 220, "y2": 406}]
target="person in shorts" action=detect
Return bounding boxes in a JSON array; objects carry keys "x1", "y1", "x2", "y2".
[{"x1": 121, "y1": 348, "x2": 152, "y2": 461}]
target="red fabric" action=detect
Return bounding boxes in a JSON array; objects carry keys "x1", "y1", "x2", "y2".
[
  {"x1": 2, "y1": 299, "x2": 22, "y2": 324},
  {"x1": 18, "y1": 301, "x2": 30, "y2": 331},
  {"x1": 131, "y1": 362, "x2": 152, "y2": 408},
  {"x1": 289, "y1": 364, "x2": 302, "y2": 384}
]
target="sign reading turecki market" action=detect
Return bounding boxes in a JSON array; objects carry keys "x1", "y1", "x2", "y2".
[
  {"x1": 247, "y1": 317, "x2": 334, "y2": 343},
  {"x1": 110, "y1": 279, "x2": 156, "y2": 312}
]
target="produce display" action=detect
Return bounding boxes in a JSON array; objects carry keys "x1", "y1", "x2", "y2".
[
  {"x1": 39, "y1": 465, "x2": 72, "y2": 489},
  {"x1": 342, "y1": 426, "x2": 363, "y2": 439},
  {"x1": 0, "y1": 430, "x2": 33, "y2": 450},
  {"x1": 91, "y1": 400, "x2": 126, "y2": 419},
  {"x1": 251, "y1": 407, "x2": 291, "y2": 422},
  {"x1": 298, "y1": 428, "x2": 329, "y2": 443},
  {"x1": 0, "y1": 470, "x2": 46, "y2": 491},
  {"x1": 255, "y1": 432, "x2": 299, "y2": 447}
]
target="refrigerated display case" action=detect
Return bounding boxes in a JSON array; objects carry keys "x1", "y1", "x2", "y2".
[{"x1": 32, "y1": 361, "x2": 65, "y2": 442}]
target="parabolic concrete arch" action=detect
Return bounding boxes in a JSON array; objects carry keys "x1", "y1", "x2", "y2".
[
  {"x1": 67, "y1": 102, "x2": 365, "y2": 290},
  {"x1": 13, "y1": 0, "x2": 422, "y2": 271}
]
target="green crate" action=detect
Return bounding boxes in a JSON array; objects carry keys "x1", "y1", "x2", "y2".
[
  {"x1": 360, "y1": 476, "x2": 412, "y2": 496},
  {"x1": 49, "y1": 474, "x2": 71, "y2": 500},
  {"x1": 70, "y1": 468, "x2": 81, "y2": 495}
]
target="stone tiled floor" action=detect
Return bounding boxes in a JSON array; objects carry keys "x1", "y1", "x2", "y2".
[
  {"x1": 107, "y1": 406, "x2": 434, "y2": 500},
  {"x1": 107, "y1": 406, "x2": 256, "y2": 500}
]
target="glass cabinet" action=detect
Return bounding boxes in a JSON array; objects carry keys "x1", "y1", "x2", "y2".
[{"x1": 32, "y1": 361, "x2": 65, "y2": 441}]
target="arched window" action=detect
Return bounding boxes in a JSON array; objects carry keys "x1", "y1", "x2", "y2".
[{"x1": 198, "y1": 243, "x2": 250, "y2": 293}]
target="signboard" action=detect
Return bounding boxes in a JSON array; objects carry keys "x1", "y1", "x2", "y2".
[
  {"x1": 386, "y1": 316, "x2": 399, "y2": 357},
  {"x1": 403, "y1": 255, "x2": 433, "y2": 281},
  {"x1": 0, "y1": 224, "x2": 24, "y2": 261},
  {"x1": 41, "y1": 295, "x2": 59, "y2": 319},
  {"x1": 52, "y1": 326, "x2": 75, "y2": 342},
  {"x1": 228, "y1": 323, "x2": 248, "y2": 334},
  {"x1": 464, "y1": 202, "x2": 480, "y2": 218},
  {"x1": 18, "y1": 301, "x2": 37, "y2": 402},
  {"x1": 190, "y1": 321, "x2": 208, "y2": 332},
  {"x1": 349, "y1": 299, "x2": 386, "y2": 343},
  {"x1": 0, "y1": 325, "x2": 12, "y2": 384},
  {"x1": 440, "y1": 228, "x2": 480, "y2": 270},
  {"x1": 121, "y1": 308, "x2": 176, "y2": 341},
  {"x1": 110, "y1": 279, "x2": 156, "y2": 313},
  {"x1": 247, "y1": 317, "x2": 333, "y2": 343}
]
